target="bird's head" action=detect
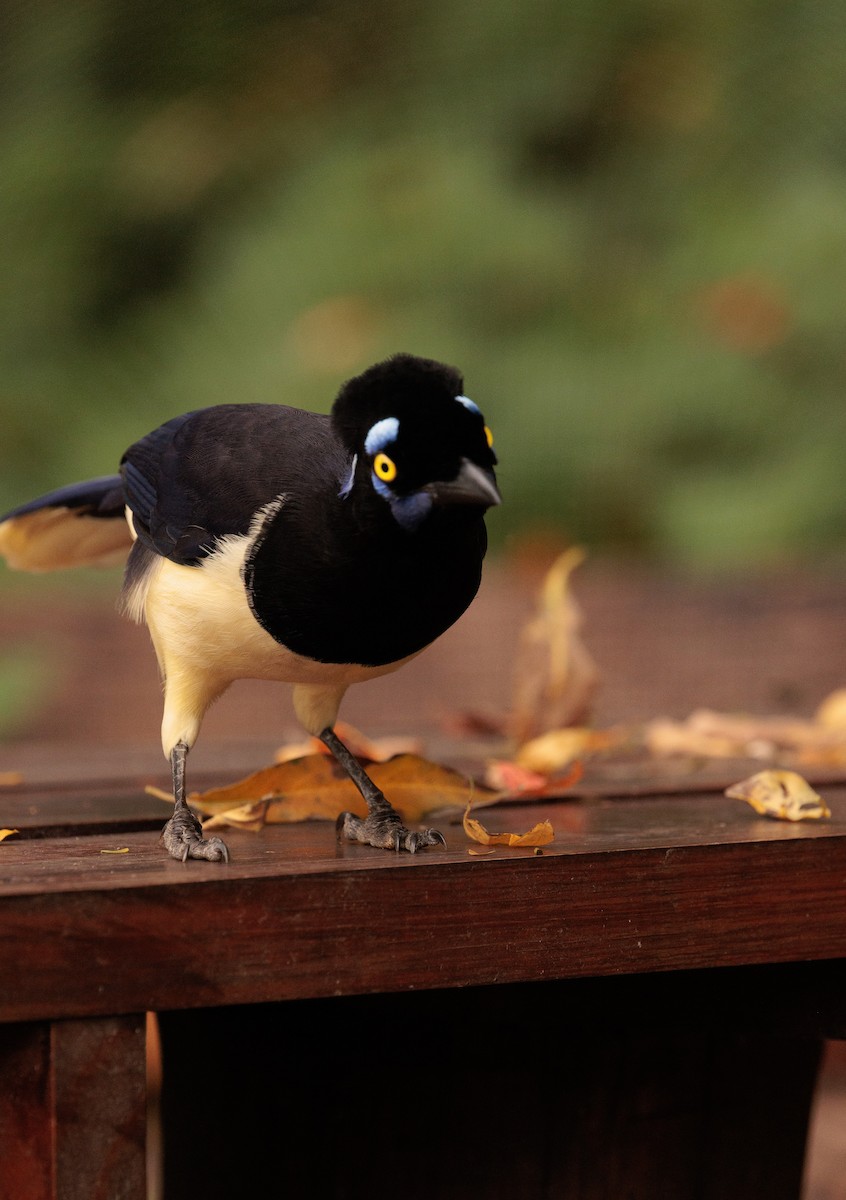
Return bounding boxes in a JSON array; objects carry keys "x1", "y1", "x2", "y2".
[{"x1": 332, "y1": 354, "x2": 501, "y2": 531}]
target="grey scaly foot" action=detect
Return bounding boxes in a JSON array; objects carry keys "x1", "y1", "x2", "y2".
[
  {"x1": 162, "y1": 741, "x2": 230, "y2": 863},
  {"x1": 320, "y1": 725, "x2": 446, "y2": 854},
  {"x1": 161, "y1": 800, "x2": 229, "y2": 862},
  {"x1": 336, "y1": 806, "x2": 446, "y2": 853}
]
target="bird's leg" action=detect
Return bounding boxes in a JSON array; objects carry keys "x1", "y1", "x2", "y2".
[
  {"x1": 161, "y1": 740, "x2": 229, "y2": 863},
  {"x1": 319, "y1": 726, "x2": 446, "y2": 854}
]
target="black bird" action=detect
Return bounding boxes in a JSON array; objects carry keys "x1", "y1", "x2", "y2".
[{"x1": 0, "y1": 354, "x2": 501, "y2": 861}]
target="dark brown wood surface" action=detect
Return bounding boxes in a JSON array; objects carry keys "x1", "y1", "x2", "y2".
[
  {"x1": 0, "y1": 1015, "x2": 146, "y2": 1200},
  {"x1": 2, "y1": 564, "x2": 846, "y2": 1199},
  {"x1": 2, "y1": 782, "x2": 846, "y2": 1024}
]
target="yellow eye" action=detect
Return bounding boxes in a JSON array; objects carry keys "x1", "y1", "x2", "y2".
[
  {"x1": 484, "y1": 425, "x2": 494, "y2": 448},
  {"x1": 373, "y1": 452, "x2": 397, "y2": 483}
]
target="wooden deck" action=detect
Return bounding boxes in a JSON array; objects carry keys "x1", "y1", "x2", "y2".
[{"x1": 1, "y1": 560, "x2": 846, "y2": 1197}]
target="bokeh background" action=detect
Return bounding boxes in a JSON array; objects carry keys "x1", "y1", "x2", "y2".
[
  {"x1": 5, "y1": 12, "x2": 846, "y2": 1191},
  {"x1": 3, "y1": 0, "x2": 846, "y2": 571},
  {"x1": 5, "y1": 0, "x2": 846, "y2": 736}
]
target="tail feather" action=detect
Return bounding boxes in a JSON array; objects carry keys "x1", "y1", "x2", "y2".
[{"x1": 0, "y1": 475, "x2": 132, "y2": 572}]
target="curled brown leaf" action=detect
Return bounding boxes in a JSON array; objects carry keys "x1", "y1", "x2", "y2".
[{"x1": 463, "y1": 802, "x2": 554, "y2": 848}]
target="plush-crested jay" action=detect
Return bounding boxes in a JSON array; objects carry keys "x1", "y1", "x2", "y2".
[{"x1": 0, "y1": 354, "x2": 501, "y2": 860}]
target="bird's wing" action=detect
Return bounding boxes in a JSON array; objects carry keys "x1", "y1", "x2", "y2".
[
  {"x1": 0, "y1": 475, "x2": 131, "y2": 571},
  {"x1": 120, "y1": 404, "x2": 337, "y2": 564}
]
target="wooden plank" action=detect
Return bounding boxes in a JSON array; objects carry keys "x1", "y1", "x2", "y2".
[
  {"x1": 51, "y1": 1017, "x2": 147, "y2": 1200},
  {"x1": 1, "y1": 793, "x2": 846, "y2": 1022},
  {"x1": 0, "y1": 1023, "x2": 53, "y2": 1200},
  {"x1": 0, "y1": 1016, "x2": 146, "y2": 1200}
]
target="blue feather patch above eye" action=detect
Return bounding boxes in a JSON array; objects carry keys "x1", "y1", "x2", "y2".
[
  {"x1": 456, "y1": 395, "x2": 480, "y2": 415},
  {"x1": 364, "y1": 417, "x2": 400, "y2": 455}
]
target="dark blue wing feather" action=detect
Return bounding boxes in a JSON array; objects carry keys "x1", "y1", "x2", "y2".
[
  {"x1": 0, "y1": 475, "x2": 125, "y2": 522},
  {"x1": 119, "y1": 404, "x2": 341, "y2": 565}
]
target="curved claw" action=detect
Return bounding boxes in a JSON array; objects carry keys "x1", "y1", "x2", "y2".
[
  {"x1": 186, "y1": 835, "x2": 230, "y2": 863},
  {"x1": 406, "y1": 828, "x2": 447, "y2": 853}
]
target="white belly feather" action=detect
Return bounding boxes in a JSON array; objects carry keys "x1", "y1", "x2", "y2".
[{"x1": 128, "y1": 530, "x2": 409, "y2": 755}]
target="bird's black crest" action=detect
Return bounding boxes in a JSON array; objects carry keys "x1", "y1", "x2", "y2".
[{"x1": 331, "y1": 354, "x2": 464, "y2": 452}]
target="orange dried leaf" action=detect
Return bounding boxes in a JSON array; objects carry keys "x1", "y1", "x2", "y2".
[
  {"x1": 365, "y1": 756, "x2": 502, "y2": 819},
  {"x1": 180, "y1": 753, "x2": 503, "y2": 831},
  {"x1": 189, "y1": 756, "x2": 368, "y2": 821},
  {"x1": 0, "y1": 828, "x2": 19, "y2": 843},
  {"x1": 463, "y1": 802, "x2": 554, "y2": 848}
]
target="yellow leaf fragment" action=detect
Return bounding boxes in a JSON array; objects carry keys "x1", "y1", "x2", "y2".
[
  {"x1": 815, "y1": 688, "x2": 846, "y2": 731},
  {"x1": 0, "y1": 772, "x2": 23, "y2": 787},
  {"x1": 511, "y1": 548, "x2": 599, "y2": 745},
  {"x1": 100, "y1": 847, "x2": 130, "y2": 854},
  {"x1": 203, "y1": 800, "x2": 270, "y2": 833},
  {"x1": 463, "y1": 802, "x2": 554, "y2": 847},
  {"x1": 725, "y1": 770, "x2": 831, "y2": 822},
  {"x1": 515, "y1": 727, "x2": 622, "y2": 774},
  {"x1": 145, "y1": 785, "x2": 173, "y2": 802},
  {"x1": 0, "y1": 828, "x2": 19, "y2": 843}
]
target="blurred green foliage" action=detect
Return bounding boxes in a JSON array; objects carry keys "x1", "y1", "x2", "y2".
[{"x1": 2, "y1": 0, "x2": 846, "y2": 569}]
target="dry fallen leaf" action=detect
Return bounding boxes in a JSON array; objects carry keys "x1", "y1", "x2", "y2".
[
  {"x1": 275, "y1": 721, "x2": 423, "y2": 764},
  {"x1": 484, "y1": 760, "x2": 549, "y2": 794},
  {"x1": 645, "y1": 717, "x2": 747, "y2": 760},
  {"x1": 484, "y1": 758, "x2": 584, "y2": 797},
  {"x1": 725, "y1": 769, "x2": 831, "y2": 821},
  {"x1": 645, "y1": 707, "x2": 846, "y2": 764},
  {"x1": 202, "y1": 801, "x2": 272, "y2": 833},
  {"x1": 0, "y1": 828, "x2": 19, "y2": 843},
  {"x1": 815, "y1": 688, "x2": 846, "y2": 731},
  {"x1": 463, "y1": 801, "x2": 554, "y2": 848},
  {"x1": 166, "y1": 753, "x2": 503, "y2": 832},
  {"x1": 515, "y1": 727, "x2": 623, "y2": 774},
  {"x1": 511, "y1": 547, "x2": 599, "y2": 744},
  {"x1": 100, "y1": 847, "x2": 130, "y2": 855}
]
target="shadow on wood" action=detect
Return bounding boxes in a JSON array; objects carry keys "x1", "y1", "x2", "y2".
[{"x1": 159, "y1": 973, "x2": 823, "y2": 1200}]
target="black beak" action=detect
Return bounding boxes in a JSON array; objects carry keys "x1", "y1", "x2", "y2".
[{"x1": 426, "y1": 458, "x2": 502, "y2": 509}]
